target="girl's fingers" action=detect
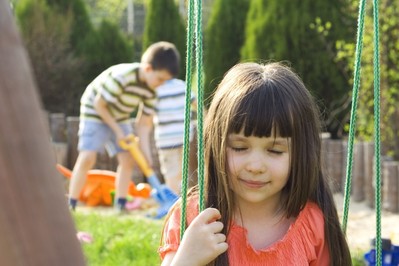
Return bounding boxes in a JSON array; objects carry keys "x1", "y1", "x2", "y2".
[
  {"x1": 214, "y1": 233, "x2": 227, "y2": 243},
  {"x1": 178, "y1": 208, "x2": 228, "y2": 265},
  {"x1": 192, "y1": 208, "x2": 222, "y2": 225},
  {"x1": 216, "y1": 242, "x2": 229, "y2": 254},
  {"x1": 207, "y1": 220, "x2": 224, "y2": 233}
]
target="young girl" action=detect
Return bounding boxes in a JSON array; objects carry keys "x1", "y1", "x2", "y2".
[{"x1": 158, "y1": 62, "x2": 352, "y2": 265}]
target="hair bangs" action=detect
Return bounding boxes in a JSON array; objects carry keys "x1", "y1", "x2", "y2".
[{"x1": 228, "y1": 82, "x2": 293, "y2": 138}]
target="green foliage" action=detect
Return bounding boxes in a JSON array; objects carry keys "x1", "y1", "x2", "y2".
[
  {"x1": 15, "y1": 0, "x2": 134, "y2": 115},
  {"x1": 142, "y1": 0, "x2": 186, "y2": 78},
  {"x1": 45, "y1": 0, "x2": 93, "y2": 55},
  {"x1": 73, "y1": 212, "x2": 163, "y2": 266},
  {"x1": 351, "y1": 248, "x2": 367, "y2": 265},
  {"x1": 15, "y1": 0, "x2": 85, "y2": 115},
  {"x1": 241, "y1": 0, "x2": 356, "y2": 137},
  {"x1": 203, "y1": 0, "x2": 250, "y2": 107},
  {"x1": 83, "y1": 20, "x2": 134, "y2": 80},
  {"x1": 85, "y1": 0, "x2": 127, "y2": 28},
  {"x1": 355, "y1": 0, "x2": 399, "y2": 158}
]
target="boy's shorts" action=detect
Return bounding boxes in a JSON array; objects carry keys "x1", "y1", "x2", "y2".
[
  {"x1": 78, "y1": 120, "x2": 133, "y2": 157},
  {"x1": 158, "y1": 147, "x2": 182, "y2": 180}
]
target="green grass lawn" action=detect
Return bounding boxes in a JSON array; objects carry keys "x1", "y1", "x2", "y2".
[
  {"x1": 73, "y1": 211, "x2": 367, "y2": 265},
  {"x1": 73, "y1": 212, "x2": 164, "y2": 266}
]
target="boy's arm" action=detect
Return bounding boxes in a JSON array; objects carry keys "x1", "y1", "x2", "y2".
[
  {"x1": 93, "y1": 93, "x2": 125, "y2": 140},
  {"x1": 135, "y1": 112, "x2": 154, "y2": 167}
]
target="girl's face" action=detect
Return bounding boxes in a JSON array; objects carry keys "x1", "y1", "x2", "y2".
[{"x1": 226, "y1": 131, "x2": 290, "y2": 206}]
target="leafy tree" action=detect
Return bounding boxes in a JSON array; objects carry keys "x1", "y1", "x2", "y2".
[
  {"x1": 83, "y1": 20, "x2": 134, "y2": 79},
  {"x1": 45, "y1": 0, "x2": 93, "y2": 55},
  {"x1": 354, "y1": 0, "x2": 399, "y2": 158},
  {"x1": 15, "y1": 0, "x2": 85, "y2": 115},
  {"x1": 15, "y1": 0, "x2": 134, "y2": 115},
  {"x1": 241, "y1": 0, "x2": 356, "y2": 138},
  {"x1": 142, "y1": 0, "x2": 186, "y2": 78},
  {"x1": 45, "y1": 0, "x2": 104, "y2": 86},
  {"x1": 85, "y1": 0, "x2": 127, "y2": 28},
  {"x1": 203, "y1": 0, "x2": 249, "y2": 107}
]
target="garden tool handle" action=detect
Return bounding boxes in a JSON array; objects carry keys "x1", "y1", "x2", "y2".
[{"x1": 119, "y1": 134, "x2": 154, "y2": 177}]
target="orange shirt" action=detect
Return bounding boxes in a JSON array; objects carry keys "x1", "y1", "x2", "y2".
[{"x1": 159, "y1": 199, "x2": 329, "y2": 265}]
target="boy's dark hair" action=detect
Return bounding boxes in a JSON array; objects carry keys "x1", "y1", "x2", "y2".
[{"x1": 141, "y1": 41, "x2": 180, "y2": 77}]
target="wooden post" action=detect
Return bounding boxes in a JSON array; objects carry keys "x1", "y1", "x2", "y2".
[
  {"x1": 352, "y1": 142, "x2": 365, "y2": 202},
  {"x1": 341, "y1": 140, "x2": 348, "y2": 194},
  {"x1": 363, "y1": 142, "x2": 375, "y2": 208},
  {"x1": 382, "y1": 161, "x2": 399, "y2": 213},
  {"x1": 49, "y1": 113, "x2": 67, "y2": 142},
  {"x1": 52, "y1": 142, "x2": 68, "y2": 166},
  {"x1": 66, "y1": 116, "x2": 79, "y2": 168},
  {"x1": 325, "y1": 139, "x2": 344, "y2": 193},
  {"x1": 0, "y1": 1, "x2": 85, "y2": 265},
  {"x1": 189, "y1": 127, "x2": 199, "y2": 188},
  {"x1": 49, "y1": 113, "x2": 68, "y2": 170}
]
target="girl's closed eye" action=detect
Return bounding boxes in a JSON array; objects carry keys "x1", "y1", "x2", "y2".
[
  {"x1": 268, "y1": 140, "x2": 290, "y2": 155},
  {"x1": 268, "y1": 149, "x2": 284, "y2": 155},
  {"x1": 229, "y1": 146, "x2": 247, "y2": 152}
]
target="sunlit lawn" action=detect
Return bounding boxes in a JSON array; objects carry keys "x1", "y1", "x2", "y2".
[{"x1": 73, "y1": 211, "x2": 164, "y2": 266}]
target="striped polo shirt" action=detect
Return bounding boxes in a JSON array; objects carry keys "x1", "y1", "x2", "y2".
[
  {"x1": 80, "y1": 63, "x2": 156, "y2": 123},
  {"x1": 154, "y1": 79, "x2": 195, "y2": 149}
]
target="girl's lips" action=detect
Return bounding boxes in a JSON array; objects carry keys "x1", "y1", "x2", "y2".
[{"x1": 240, "y1": 179, "x2": 268, "y2": 189}]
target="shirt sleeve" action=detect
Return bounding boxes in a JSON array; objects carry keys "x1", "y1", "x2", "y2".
[
  {"x1": 95, "y1": 69, "x2": 125, "y2": 104},
  {"x1": 158, "y1": 198, "x2": 199, "y2": 260},
  {"x1": 158, "y1": 205, "x2": 182, "y2": 259},
  {"x1": 142, "y1": 96, "x2": 157, "y2": 116}
]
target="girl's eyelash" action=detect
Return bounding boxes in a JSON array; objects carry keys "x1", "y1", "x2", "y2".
[
  {"x1": 231, "y1": 148, "x2": 284, "y2": 154},
  {"x1": 231, "y1": 147, "x2": 247, "y2": 152},
  {"x1": 268, "y1": 149, "x2": 283, "y2": 154}
]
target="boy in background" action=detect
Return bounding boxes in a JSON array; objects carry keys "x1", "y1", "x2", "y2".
[
  {"x1": 153, "y1": 78, "x2": 196, "y2": 194},
  {"x1": 68, "y1": 41, "x2": 180, "y2": 211}
]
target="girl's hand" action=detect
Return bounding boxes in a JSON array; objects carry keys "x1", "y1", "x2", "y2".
[{"x1": 172, "y1": 208, "x2": 228, "y2": 266}]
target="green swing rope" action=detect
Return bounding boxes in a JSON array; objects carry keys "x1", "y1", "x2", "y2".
[
  {"x1": 342, "y1": 0, "x2": 382, "y2": 264},
  {"x1": 194, "y1": 0, "x2": 206, "y2": 214},
  {"x1": 180, "y1": 0, "x2": 205, "y2": 240},
  {"x1": 180, "y1": 0, "x2": 194, "y2": 240},
  {"x1": 341, "y1": 0, "x2": 367, "y2": 234},
  {"x1": 372, "y1": 0, "x2": 382, "y2": 261}
]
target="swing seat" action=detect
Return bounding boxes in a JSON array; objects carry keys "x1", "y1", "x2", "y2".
[{"x1": 364, "y1": 238, "x2": 399, "y2": 265}]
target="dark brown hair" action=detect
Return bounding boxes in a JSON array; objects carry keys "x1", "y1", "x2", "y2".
[{"x1": 141, "y1": 41, "x2": 180, "y2": 77}]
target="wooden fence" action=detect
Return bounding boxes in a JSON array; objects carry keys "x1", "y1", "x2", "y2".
[
  {"x1": 321, "y1": 136, "x2": 398, "y2": 213},
  {"x1": 47, "y1": 112, "x2": 399, "y2": 213}
]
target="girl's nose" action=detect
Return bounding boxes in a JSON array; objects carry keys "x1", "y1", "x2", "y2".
[{"x1": 245, "y1": 152, "x2": 267, "y2": 174}]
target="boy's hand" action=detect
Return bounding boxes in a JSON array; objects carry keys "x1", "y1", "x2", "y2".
[
  {"x1": 115, "y1": 128, "x2": 126, "y2": 143},
  {"x1": 172, "y1": 208, "x2": 228, "y2": 266}
]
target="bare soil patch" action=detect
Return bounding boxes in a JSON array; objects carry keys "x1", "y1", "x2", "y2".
[{"x1": 334, "y1": 193, "x2": 399, "y2": 251}]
